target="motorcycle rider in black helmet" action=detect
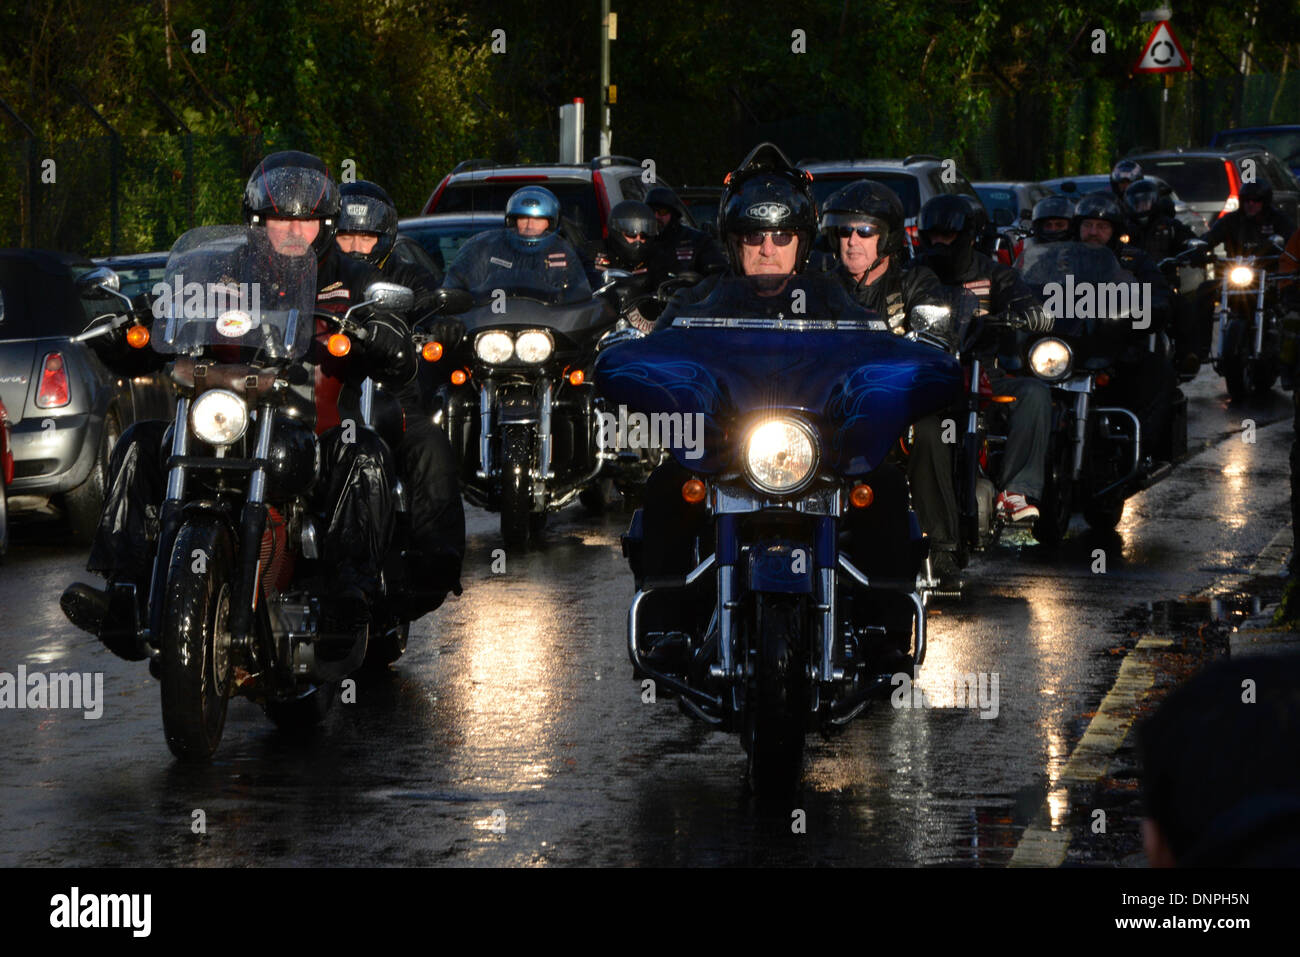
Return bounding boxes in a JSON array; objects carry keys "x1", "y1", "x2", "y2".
[
  {"x1": 635, "y1": 144, "x2": 924, "y2": 667},
  {"x1": 818, "y1": 179, "x2": 963, "y2": 582},
  {"x1": 443, "y1": 185, "x2": 592, "y2": 303},
  {"x1": 917, "y1": 193, "x2": 1054, "y2": 526},
  {"x1": 1123, "y1": 179, "x2": 1200, "y2": 371},
  {"x1": 1073, "y1": 191, "x2": 1180, "y2": 462},
  {"x1": 1201, "y1": 180, "x2": 1296, "y2": 259},
  {"x1": 644, "y1": 184, "x2": 728, "y2": 277},
  {"x1": 589, "y1": 200, "x2": 673, "y2": 330},
  {"x1": 1110, "y1": 159, "x2": 1144, "y2": 203},
  {"x1": 1029, "y1": 195, "x2": 1076, "y2": 245},
  {"x1": 335, "y1": 180, "x2": 467, "y2": 618},
  {"x1": 62, "y1": 151, "x2": 423, "y2": 656}
]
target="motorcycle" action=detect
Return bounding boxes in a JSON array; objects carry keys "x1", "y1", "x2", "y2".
[
  {"x1": 1019, "y1": 241, "x2": 1187, "y2": 535},
  {"x1": 1198, "y1": 238, "x2": 1290, "y2": 401},
  {"x1": 75, "y1": 225, "x2": 414, "y2": 759},
  {"x1": 595, "y1": 274, "x2": 962, "y2": 795},
  {"x1": 433, "y1": 275, "x2": 627, "y2": 544}
]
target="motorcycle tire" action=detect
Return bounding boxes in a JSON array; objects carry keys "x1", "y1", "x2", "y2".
[
  {"x1": 265, "y1": 681, "x2": 337, "y2": 733},
  {"x1": 1083, "y1": 497, "x2": 1125, "y2": 532},
  {"x1": 362, "y1": 620, "x2": 410, "y2": 670},
  {"x1": 499, "y1": 424, "x2": 533, "y2": 546},
  {"x1": 1032, "y1": 441, "x2": 1073, "y2": 547},
  {"x1": 1249, "y1": 358, "x2": 1278, "y2": 399},
  {"x1": 159, "y1": 520, "x2": 235, "y2": 762},
  {"x1": 743, "y1": 594, "x2": 807, "y2": 800}
]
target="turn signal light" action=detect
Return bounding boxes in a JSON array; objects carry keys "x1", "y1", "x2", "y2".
[
  {"x1": 681, "y1": 478, "x2": 706, "y2": 504},
  {"x1": 126, "y1": 324, "x2": 150, "y2": 348},
  {"x1": 1096, "y1": 373, "x2": 1111, "y2": 387},
  {"x1": 850, "y1": 484, "x2": 874, "y2": 508},
  {"x1": 568, "y1": 369, "x2": 585, "y2": 386},
  {"x1": 990, "y1": 394, "x2": 1016, "y2": 404},
  {"x1": 450, "y1": 369, "x2": 468, "y2": 386},
  {"x1": 421, "y1": 341, "x2": 443, "y2": 362},
  {"x1": 327, "y1": 333, "x2": 351, "y2": 357}
]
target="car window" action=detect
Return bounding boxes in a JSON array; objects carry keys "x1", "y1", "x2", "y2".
[
  {"x1": 1216, "y1": 130, "x2": 1300, "y2": 168},
  {"x1": 0, "y1": 261, "x2": 87, "y2": 339},
  {"x1": 975, "y1": 186, "x2": 1019, "y2": 220},
  {"x1": 1262, "y1": 155, "x2": 1297, "y2": 190},
  {"x1": 617, "y1": 174, "x2": 645, "y2": 201},
  {"x1": 437, "y1": 179, "x2": 602, "y2": 241},
  {"x1": 1134, "y1": 158, "x2": 1230, "y2": 204},
  {"x1": 808, "y1": 173, "x2": 922, "y2": 217},
  {"x1": 399, "y1": 223, "x2": 497, "y2": 273}
]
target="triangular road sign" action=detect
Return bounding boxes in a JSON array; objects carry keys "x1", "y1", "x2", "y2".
[{"x1": 1134, "y1": 21, "x2": 1192, "y2": 73}]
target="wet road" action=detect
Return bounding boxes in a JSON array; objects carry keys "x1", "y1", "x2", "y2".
[{"x1": 0, "y1": 368, "x2": 1291, "y2": 866}]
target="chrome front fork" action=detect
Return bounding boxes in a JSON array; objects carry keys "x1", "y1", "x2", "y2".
[{"x1": 476, "y1": 380, "x2": 496, "y2": 479}]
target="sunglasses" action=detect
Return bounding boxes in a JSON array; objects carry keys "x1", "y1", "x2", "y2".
[
  {"x1": 740, "y1": 230, "x2": 795, "y2": 247},
  {"x1": 835, "y1": 225, "x2": 881, "y2": 239},
  {"x1": 620, "y1": 231, "x2": 651, "y2": 241}
]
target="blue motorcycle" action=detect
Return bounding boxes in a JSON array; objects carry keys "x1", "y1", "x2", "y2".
[{"x1": 595, "y1": 275, "x2": 962, "y2": 793}]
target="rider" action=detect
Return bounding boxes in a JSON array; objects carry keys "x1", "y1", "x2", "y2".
[
  {"x1": 916, "y1": 193, "x2": 1054, "y2": 525},
  {"x1": 442, "y1": 186, "x2": 592, "y2": 303},
  {"x1": 644, "y1": 185, "x2": 728, "y2": 277},
  {"x1": 1110, "y1": 159, "x2": 1144, "y2": 205},
  {"x1": 1123, "y1": 178, "x2": 1200, "y2": 371},
  {"x1": 1073, "y1": 191, "x2": 1180, "y2": 462},
  {"x1": 818, "y1": 179, "x2": 961, "y2": 582},
  {"x1": 1200, "y1": 181, "x2": 1297, "y2": 259},
  {"x1": 61, "y1": 150, "x2": 417, "y2": 657},
  {"x1": 335, "y1": 179, "x2": 467, "y2": 618},
  {"x1": 589, "y1": 199, "x2": 672, "y2": 330}
]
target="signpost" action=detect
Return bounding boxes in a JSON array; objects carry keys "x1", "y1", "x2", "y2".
[{"x1": 1134, "y1": 20, "x2": 1192, "y2": 149}]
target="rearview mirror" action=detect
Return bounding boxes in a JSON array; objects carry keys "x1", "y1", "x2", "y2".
[
  {"x1": 430, "y1": 286, "x2": 474, "y2": 315},
  {"x1": 363, "y1": 281, "x2": 414, "y2": 312},
  {"x1": 77, "y1": 266, "x2": 121, "y2": 298}
]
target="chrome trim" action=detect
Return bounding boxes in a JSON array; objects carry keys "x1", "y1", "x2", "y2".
[
  {"x1": 1057, "y1": 373, "x2": 1094, "y2": 394},
  {"x1": 246, "y1": 404, "x2": 275, "y2": 504},
  {"x1": 1093, "y1": 406, "x2": 1142, "y2": 497},
  {"x1": 165, "y1": 397, "x2": 190, "y2": 500},
  {"x1": 1072, "y1": 392, "x2": 1089, "y2": 479},
  {"x1": 711, "y1": 483, "x2": 840, "y2": 516},
  {"x1": 476, "y1": 381, "x2": 496, "y2": 479},
  {"x1": 360, "y1": 377, "x2": 375, "y2": 428},
  {"x1": 717, "y1": 563, "x2": 737, "y2": 678},
  {"x1": 301, "y1": 518, "x2": 320, "y2": 559},
  {"x1": 671, "y1": 317, "x2": 886, "y2": 331},
  {"x1": 835, "y1": 553, "x2": 927, "y2": 667},
  {"x1": 1254, "y1": 270, "x2": 1267, "y2": 357},
  {"x1": 818, "y1": 566, "x2": 836, "y2": 684},
  {"x1": 537, "y1": 378, "x2": 554, "y2": 479}
]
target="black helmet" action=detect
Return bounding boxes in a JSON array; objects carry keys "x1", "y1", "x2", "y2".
[
  {"x1": 606, "y1": 200, "x2": 658, "y2": 268},
  {"x1": 1123, "y1": 179, "x2": 1162, "y2": 228},
  {"x1": 644, "y1": 186, "x2": 688, "y2": 226},
  {"x1": 242, "y1": 150, "x2": 341, "y2": 260},
  {"x1": 917, "y1": 194, "x2": 977, "y2": 280},
  {"x1": 1110, "y1": 159, "x2": 1143, "y2": 197},
  {"x1": 1031, "y1": 195, "x2": 1076, "y2": 243},
  {"x1": 504, "y1": 186, "x2": 561, "y2": 247},
  {"x1": 819, "y1": 179, "x2": 905, "y2": 263},
  {"x1": 1239, "y1": 180, "x2": 1274, "y2": 209},
  {"x1": 717, "y1": 142, "x2": 817, "y2": 273},
  {"x1": 1073, "y1": 191, "x2": 1126, "y2": 249},
  {"x1": 337, "y1": 180, "x2": 398, "y2": 267}
]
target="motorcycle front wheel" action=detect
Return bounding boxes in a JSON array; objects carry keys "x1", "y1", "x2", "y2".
[
  {"x1": 1032, "y1": 438, "x2": 1073, "y2": 546},
  {"x1": 743, "y1": 594, "x2": 807, "y2": 799},
  {"x1": 159, "y1": 521, "x2": 235, "y2": 762},
  {"x1": 500, "y1": 424, "x2": 533, "y2": 546}
]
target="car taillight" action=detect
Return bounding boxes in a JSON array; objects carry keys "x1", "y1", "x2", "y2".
[
  {"x1": 422, "y1": 174, "x2": 451, "y2": 215},
  {"x1": 593, "y1": 172, "x2": 612, "y2": 238},
  {"x1": 1219, "y1": 159, "x2": 1242, "y2": 219},
  {"x1": 36, "y1": 352, "x2": 70, "y2": 408}
]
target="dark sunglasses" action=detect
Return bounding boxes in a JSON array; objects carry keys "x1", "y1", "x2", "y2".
[
  {"x1": 835, "y1": 225, "x2": 881, "y2": 239},
  {"x1": 740, "y1": 230, "x2": 795, "y2": 246}
]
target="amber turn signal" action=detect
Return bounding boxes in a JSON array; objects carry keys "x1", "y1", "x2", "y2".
[
  {"x1": 421, "y1": 341, "x2": 443, "y2": 362},
  {"x1": 450, "y1": 369, "x2": 468, "y2": 386},
  {"x1": 990, "y1": 394, "x2": 1016, "y2": 404},
  {"x1": 850, "y1": 484, "x2": 874, "y2": 508},
  {"x1": 568, "y1": 369, "x2": 585, "y2": 386},
  {"x1": 125, "y1": 324, "x2": 150, "y2": 348},
  {"x1": 681, "y1": 478, "x2": 706, "y2": 504},
  {"x1": 1095, "y1": 373, "x2": 1111, "y2": 387},
  {"x1": 327, "y1": 333, "x2": 351, "y2": 357}
]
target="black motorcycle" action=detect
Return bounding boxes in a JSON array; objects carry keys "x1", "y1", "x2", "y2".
[{"x1": 77, "y1": 225, "x2": 415, "y2": 759}]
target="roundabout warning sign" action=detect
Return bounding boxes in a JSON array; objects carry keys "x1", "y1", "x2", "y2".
[{"x1": 1134, "y1": 21, "x2": 1192, "y2": 74}]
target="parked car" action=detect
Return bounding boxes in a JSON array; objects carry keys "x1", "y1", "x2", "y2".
[
  {"x1": 797, "y1": 155, "x2": 985, "y2": 249},
  {"x1": 674, "y1": 185, "x2": 725, "y2": 236},
  {"x1": 421, "y1": 157, "x2": 694, "y2": 258},
  {"x1": 1209, "y1": 125, "x2": 1300, "y2": 179},
  {"x1": 397, "y1": 211, "x2": 504, "y2": 274},
  {"x1": 0, "y1": 394, "x2": 12, "y2": 559},
  {"x1": 92, "y1": 251, "x2": 168, "y2": 301},
  {"x1": 974, "y1": 181, "x2": 1055, "y2": 228},
  {"x1": 1126, "y1": 146, "x2": 1300, "y2": 228},
  {"x1": 1043, "y1": 173, "x2": 1208, "y2": 233},
  {"x1": 0, "y1": 250, "x2": 172, "y2": 542}
]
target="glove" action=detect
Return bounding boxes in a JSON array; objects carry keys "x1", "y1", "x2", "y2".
[
  {"x1": 418, "y1": 316, "x2": 466, "y2": 354},
  {"x1": 362, "y1": 311, "x2": 416, "y2": 384}
]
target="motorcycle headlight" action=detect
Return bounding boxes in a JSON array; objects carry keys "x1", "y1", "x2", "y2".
[
  {"x1": 514, "y1": 329, "x2": 554, "y2": 364},
  {"x1": 475, "y1": 331, "x2": 515, "y2": 365},
  {"x1": 1229, "y1": 265, "x2": 1255, "y2": 287},
  {"x1": 1029, "y1": 337, "x2": 1072, "y2": 382},
  {"x1": 190, "y1": 389, "x2": 248, "y2": 447},
  {"x1": 744, "y1": 417, "x2": 818, "y2": 494}
]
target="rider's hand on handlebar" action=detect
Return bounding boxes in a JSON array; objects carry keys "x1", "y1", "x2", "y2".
[{"x1": 418, "y1": 316, "x2": 466, "y2": 353}]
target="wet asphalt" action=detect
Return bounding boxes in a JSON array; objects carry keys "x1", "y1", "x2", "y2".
[{"x1": 0, "y1": 368, "x2": 1291, "y2": 866}]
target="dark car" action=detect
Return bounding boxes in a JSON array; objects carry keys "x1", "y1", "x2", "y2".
[
  {"x1": 1209, "y1": 125, "x2": 1300, "y2": 179},
  {"x1": 974, "y1": 181, "x2": 1055, "y2": 228},
  {"x1": 675, "y1": 185, "x2": 724, "y2": 236},
  {"x1": 397, "y1": 212, "x2": 504, "y2": 275},
  {"x1": 1125, "y1": 146, "x2": 1300, "y2": 229},
  {"x1": 0, "y1": 395, "x2": 12, "y2": 558},
  {"x1": 421, "y1": 157, "x2": 693, "y2": 259},
  {"x1": 0, "y1": 250, "x2": 172, "y2": 542},
  {"x1": 797, "y1": 155, "x2": 984, "y2": 250}
]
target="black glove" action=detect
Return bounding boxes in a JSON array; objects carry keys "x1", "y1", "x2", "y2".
[
  {"x1": 418, "y1": 315, "x2": 466, "y2": 354},
  {"x1": 362, "y1": 311, "x2": 416, "y2": 384}
]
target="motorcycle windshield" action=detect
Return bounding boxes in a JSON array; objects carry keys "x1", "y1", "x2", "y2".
[
  {"x1": 151, "y1": 225, "x2": 315, "y2": 359},
  {"x1": 1018, "y1": 241, "x2": 1139, "y2": 338},
  {"x1": 458, "y1": 296, "x2": 614, "y2": 341},
  {"x1": 594, "y1": 275, "x2": 962, "y2": 476}
]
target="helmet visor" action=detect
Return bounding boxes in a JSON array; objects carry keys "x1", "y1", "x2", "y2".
[{"x1": 252, "y1": 165, "x2": 337, "y2": 219}]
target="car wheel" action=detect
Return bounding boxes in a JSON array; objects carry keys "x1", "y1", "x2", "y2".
[{"x1": 64, "y1": 408, "x2": 120, "y2": 545}]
